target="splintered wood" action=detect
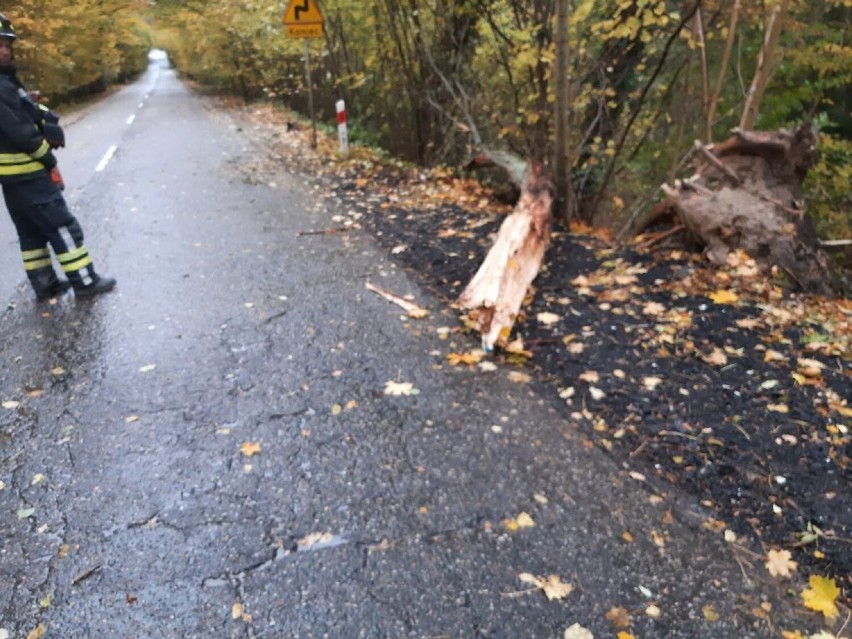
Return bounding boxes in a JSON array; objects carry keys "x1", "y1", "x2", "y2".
[{"x1": 458, "y1": 162, "x2": 555, "y2": 351}]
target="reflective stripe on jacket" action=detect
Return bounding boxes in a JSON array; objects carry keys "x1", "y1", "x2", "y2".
[{"x1": 0, "y1": 74, "x2": 56, "y2": 184}]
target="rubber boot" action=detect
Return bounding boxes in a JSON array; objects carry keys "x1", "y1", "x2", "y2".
[
  {"x1": 27, "y1": 264, "x2": 71, "y2": 301},
  {"x1": 73, "y1": 275, "x2": 117, "y2": 298},
  {"x1": 53, "y1": 242, "x2": 116, "y2": 298}
]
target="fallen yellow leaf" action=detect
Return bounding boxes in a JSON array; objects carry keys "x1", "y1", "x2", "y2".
[
  {"x1": 801, "y1": 575, "x2": 839, "y2": 619},
  {"x1": 568, "y1": 342, "x2": 585, "y2": 354},
  {"x1": 702, "y1": 603, "x2": 719, "y2": 621},
  {"x1": 807, "y1": 631, "x2": 841, "y2": 639},
  {"x1": 563, "y1": 623, "x2": 593, "y2": 639},
  {"x1": 519, "y1": 573, "x2": 573, "y2": 601},
  {"x1": 589, "y1": 387, "x2": 606, "y2": 400},
  {"x1": 384, "y1": 381, "x2": 419, "y2": 396},
  {"x1": 709, "y1": 289, "x2": 739, "y2": 305},
  {"x1": 503, "y1": 512, "x2": 535, "y2": 532},
  {"x1": 736, "y1": 317, "x2": 762, "y2": 329},
  {"x1": 767, "y1": 403, "x2": 789, "y2": 413},
  {"x1": 643, "y1": 376, "x2": 663, "y2": 390},
  {"x1": 797, "y1": 358, "x2": 825, "y2": 378},
  {"x1": 297, "y1": 532, "x2": 336, "y2": 550},
  {"x1": 704, "y1": 348, "x2": 728, "y2": 366},
  {"x1": 240, "y1": 442, "x2": 262, "y2": 457},
  {"x1": 765, "y1": 549, "x2": 797, "y2": 578},
  {"x1": 505, "y1": 339, "x2": 532, "y2": 358},
  {"x1": 606, "y1": 606, "x2": 631, "y2": 628},
  {"x1": 518, "y1": 572, "x2": 538, "y2": 585},
  {"x1": 537, "y1": 312, "x2": 561, "y2": 325},
  {"x1": 643, "y1": 301, "x2": 666, "y2": 316},
  {"x1": 26, "y1": 625, "x2": 46, "y2": 639},
  {"x1": 579, "y1": 370, "x2": 600, "y2": 384},
  {"x1": 447, "y1": 351, "x2": 483, "y2": 366},
  {"x1": 541, "y1": 574, "x2": 573, "y2": 601}
]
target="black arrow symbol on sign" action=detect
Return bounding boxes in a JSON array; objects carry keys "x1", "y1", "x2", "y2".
[{"x1": 295, "y1": 0, "x2": 309, "y2": 20}]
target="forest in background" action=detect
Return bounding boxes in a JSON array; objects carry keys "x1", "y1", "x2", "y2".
[
  {"x1": 7, "y1": 1, "x2": 851, "y2": 242},
  {"x1": 9, "y1": 1, "x2": 151, "y2": 100}
]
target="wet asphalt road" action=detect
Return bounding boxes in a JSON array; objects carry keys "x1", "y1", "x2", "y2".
[{"x1": 0, "y1": 57, "x2": 815, "y2": 638}]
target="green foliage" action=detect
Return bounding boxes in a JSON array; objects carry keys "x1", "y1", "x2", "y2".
[
  {"x1": 756, "y1": 2, "x2": 852, "y2": 134},
  {"x1": 156, "y1": 0, "x2": 309, "y2": 100},
  {"x1": 14, "y1": 0, "x2": 848, "y2": 240},
  {"x1": 804, "y1": 132, "x2": 852, "y2": 239},
  {"x1": 148, "y1": 0, "x2": 850, "y2": 238},
  {"x1": 9, "y1": 0, "x2": 151, "y2": 102}
]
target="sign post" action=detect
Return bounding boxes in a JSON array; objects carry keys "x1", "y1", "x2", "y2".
[
  {"x1": 335, "y1": 99, "x2": 349, "y2": 157},
  {"x1": 283, "y1": 0, "x2": 325, "y2": 149}
]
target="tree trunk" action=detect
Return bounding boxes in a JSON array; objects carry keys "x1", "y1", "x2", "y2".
[
  {"x1": 458, "y1": 162, "x2": 555, "y2": 351},
  {"x1": 740, "y1": 0, "x2": 789, "y2": 130},
  {"x1": 554, "y1": 0, "x2": 573, "y2": 223}
]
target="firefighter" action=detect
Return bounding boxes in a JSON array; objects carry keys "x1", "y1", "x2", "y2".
[{"x1": 0, "y1": 13, "x2": 115, "y2": 299}]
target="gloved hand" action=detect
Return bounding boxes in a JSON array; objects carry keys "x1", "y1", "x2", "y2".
[
  {"x1": 49, "y1": 167, "x2": 65, "y2": 191},
  {"x1": 43, "y1": 122, "x2": 65, "y2": 148}
]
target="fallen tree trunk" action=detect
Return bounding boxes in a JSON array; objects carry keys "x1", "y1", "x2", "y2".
[
  {"x1": 642, "y1": 124, "x2": 837, "y2": 295},
  {"x1": 458, "y1": 161, "x2": 555, "y2": 351}
]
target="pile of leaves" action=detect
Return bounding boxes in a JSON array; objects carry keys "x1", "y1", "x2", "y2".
[{"x1": 231, "y1": 101, "x2": 852, "y2": 626}]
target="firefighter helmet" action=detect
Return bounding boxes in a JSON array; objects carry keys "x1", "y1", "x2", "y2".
[{"x1": 0, "y1": 14, "x2": 16, "y2": 40}]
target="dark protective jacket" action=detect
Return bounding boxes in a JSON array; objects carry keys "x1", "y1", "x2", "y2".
[{"x1": 0, "y1": 67, "x2": 56, "y2": 184}]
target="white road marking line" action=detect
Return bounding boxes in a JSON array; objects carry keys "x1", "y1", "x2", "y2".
[
  {"x1": 95, "y1": 145, "x2": 118, "y2": 172},
  {"x1": 127, "y1": 114, "x2": 136, "y2": 125}
]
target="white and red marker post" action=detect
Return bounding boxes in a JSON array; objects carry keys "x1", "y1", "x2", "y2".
[{"x1": 336, "y1": 99, "x2": 349, "y2": 157}]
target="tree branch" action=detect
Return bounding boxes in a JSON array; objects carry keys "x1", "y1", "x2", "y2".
[{"x1": 590, "y1": 0, "x2": 702, "y2": 216}]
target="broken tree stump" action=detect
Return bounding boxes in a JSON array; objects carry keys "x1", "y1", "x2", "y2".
[
  {"x1": 643, "y1": 123, "x2": 838, "y2": 295},
  {"x1": 458, "y1": 161, "x2": 555, "y2": 351}
]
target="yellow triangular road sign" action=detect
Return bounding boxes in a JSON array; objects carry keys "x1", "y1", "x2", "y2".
[{"x1": 283, "y1": 0, "x2": 324, "y2": 25}]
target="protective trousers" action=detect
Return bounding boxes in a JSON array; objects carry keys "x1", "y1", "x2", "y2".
[{"x1": 2, "y1": 173, "x2": 97, "y2": 295}]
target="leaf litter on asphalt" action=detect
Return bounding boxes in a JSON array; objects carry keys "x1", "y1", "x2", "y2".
[
  {"x1": 240, "y1": 442, "x2": 261, "y2": 457},
  {"x1": 517, "y1": 572, "x2": 573, "y2": 601},
  {"x1": 383, "y1": 380, "x2": 419, "y2": 396}
]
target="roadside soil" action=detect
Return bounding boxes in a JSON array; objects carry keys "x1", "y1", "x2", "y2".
[{"x1": 221, "y1": 98, "x2": 852, "y2": 618}]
